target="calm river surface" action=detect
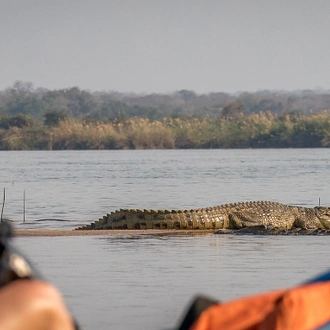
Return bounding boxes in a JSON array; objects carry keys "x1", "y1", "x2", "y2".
[{"x1": 1, "y1": 149, "x2": 330, "y2": 329}]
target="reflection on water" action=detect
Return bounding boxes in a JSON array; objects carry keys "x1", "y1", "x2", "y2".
[{"x1": 15, "y1": 233, "x2": 330, "y2": 330}]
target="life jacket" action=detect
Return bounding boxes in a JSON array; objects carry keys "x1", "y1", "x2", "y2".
[{"x1": 177, "y1": 269, "x2": 330, "y2": 330}]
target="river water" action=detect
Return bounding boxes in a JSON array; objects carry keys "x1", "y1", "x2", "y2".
[{"x1": 1, "y1": 149, "x2": 330, "y2": 329}]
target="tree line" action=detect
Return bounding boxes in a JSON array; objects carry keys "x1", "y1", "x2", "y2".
[{"x1": 1, "y1": 81, "x2": 330, "y2": 122}]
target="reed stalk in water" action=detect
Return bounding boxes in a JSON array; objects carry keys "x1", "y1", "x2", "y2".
[{"x1": 1, "y1": 188, "x2": 5, "y2": 223}]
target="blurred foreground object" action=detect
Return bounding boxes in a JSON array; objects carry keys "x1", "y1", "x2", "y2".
[
  {"x1": 177, "y1": 268, "x2": 330, "y2": 330},
  {"x1": 0, "y1": 221, "x2": 80, "y2": 330}
]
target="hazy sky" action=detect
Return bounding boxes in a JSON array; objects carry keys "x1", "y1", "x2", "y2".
[{"x1": 1, "y1": 0, "x2": 330, "y2": 94}]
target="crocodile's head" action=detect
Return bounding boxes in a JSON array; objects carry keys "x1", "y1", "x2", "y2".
[{"x1": 314, "y1": 207, "x2": 330, "y2": 229}]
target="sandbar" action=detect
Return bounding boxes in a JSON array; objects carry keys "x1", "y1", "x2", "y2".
[{"x1": 14, "y1": 229, "x2": 215, "y2": 237}]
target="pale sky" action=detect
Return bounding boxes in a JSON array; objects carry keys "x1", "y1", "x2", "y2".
[{"x1": 1, "y1": 0, "x2": 330, "y2": 94}]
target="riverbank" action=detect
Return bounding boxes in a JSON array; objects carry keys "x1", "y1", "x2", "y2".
[
  {"x1": 2, "y1": 113, "x2": 330, "y2": 150},
  {"x1": 14, "y1": 229, "x2": 215, "y2": 237}
]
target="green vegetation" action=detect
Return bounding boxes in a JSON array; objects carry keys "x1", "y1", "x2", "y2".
[
  {"x1": 1, "y1": 112, "x2": 330, "y2": 150},
  {"x1": 1, "y1": 81, "x2": 330, "y2": 149}
]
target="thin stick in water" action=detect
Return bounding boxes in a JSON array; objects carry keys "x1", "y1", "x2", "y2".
[
  {"x1": 23, "y1": 190, "x2": 26, "y2": 223},
  {"x1": 1, "y1": 188, "x2": 5, "y2": 223}
]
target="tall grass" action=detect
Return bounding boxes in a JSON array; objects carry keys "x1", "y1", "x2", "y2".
[
  {"x1": 114, "y1": 118, "x2": 175, "y2": 149},
  {"x1": 1, "y1": 112, "x2": 330, "y2": 150}
]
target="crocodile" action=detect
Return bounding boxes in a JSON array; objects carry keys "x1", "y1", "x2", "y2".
[{"x1": 75, "y1": 201, "x2": 330, "y2": 234}]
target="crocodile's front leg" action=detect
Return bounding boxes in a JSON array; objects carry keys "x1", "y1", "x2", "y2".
[{"x1": 228, "y1": 212, "x2": 262, "y2": 229}]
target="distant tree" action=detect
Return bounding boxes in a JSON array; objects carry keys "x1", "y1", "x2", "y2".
[
  {"x1": 44, "y1": 111, "x2": 68, "y2": 126},
  {"x1": 63, "y1": 87, "x2": 96, "y2": 116},
  {"x1": 257, "y1": 99, "x2": 284, "y2": 113},
  {"x1": 4, "y1": 81, "x2": 45, "y2": 117},
  {"x1": 0, "y1": 114, "x2": 34, "y2": 129},
  {"x1": 11, "y1": 80, "x2": 34, "y2": 94},
  {"x1": 220, "y1": 101, "x2": 244, "y2": 119},
  {"x1": 94, "y1": 100, "x2": 130, "y2": 120},
  {"x1": 177, "y1": 90, "x2": 198, "y2": 103},
  {"x1": 42, "y1": 87, "x2": 97, "y2": 117}
]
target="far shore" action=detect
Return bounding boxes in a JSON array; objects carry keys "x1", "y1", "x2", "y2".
[{"x1": 14, "y1": 229, "x2": 215, "y2": 237}]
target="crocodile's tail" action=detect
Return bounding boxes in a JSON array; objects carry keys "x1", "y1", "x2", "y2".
[{"x1": 75, "y1": 207, "x2": 228, "y2": 230}]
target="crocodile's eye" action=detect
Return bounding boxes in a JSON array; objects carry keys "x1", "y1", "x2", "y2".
[
  {"x1": 315, "y1": 207, "x2": 330, "y2": 216},
  {"x1": 318, "y1": 208, "x2": 330, "y2": 216}
]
